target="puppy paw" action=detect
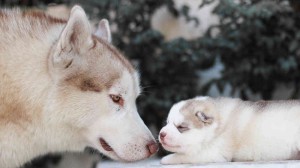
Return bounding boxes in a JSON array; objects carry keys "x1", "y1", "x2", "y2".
[
  {"x1": 160, "y1": 154, "x2": 186, "y2": 165},
  {"x1": 161, "y1": 155, "x2": 176, "y2": 165}
]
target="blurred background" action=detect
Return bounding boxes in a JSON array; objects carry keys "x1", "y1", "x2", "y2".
[{"x1": 1, "y1": 0, "x2": 300, "y2": 167}]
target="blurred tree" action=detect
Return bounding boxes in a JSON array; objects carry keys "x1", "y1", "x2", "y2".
[
  {"x1": 289, "y1": 0, "x2": 300, "y2": 12},
  {"x1": 2, "y1": 0, "x2": 300, "y2": 167},
  {"x1": 203, "y1": 0, "x2": 300, "y2": 99},
  {"x1": 0, "y1": 0, "x2": 67, "y2": 7}
]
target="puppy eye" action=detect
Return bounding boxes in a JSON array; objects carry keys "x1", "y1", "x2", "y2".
[
  {"x1": 177, "y1": 125, "x2": 189, "y2": 133},
  {"x1": 110, "y1": 94, "x2": 124, "y2": 106}
]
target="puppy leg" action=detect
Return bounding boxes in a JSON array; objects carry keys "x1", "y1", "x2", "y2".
[
  {"x1": 161, "y1": 153, "x2": 190, "y2": 165},
  {"x1": 161, "y1": 152, "x2": 228, "y2": 165}
]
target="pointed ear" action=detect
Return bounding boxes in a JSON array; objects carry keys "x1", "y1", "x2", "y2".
[
  {"x1": 94, "y1": 19, "x2": 112, "y2": 43},
  {"x1": 196, "y1": 111, "x2": 213, "y2": 124},
  {"x1": 58, "y1": 5, "x2": 93, "y2": 52}
]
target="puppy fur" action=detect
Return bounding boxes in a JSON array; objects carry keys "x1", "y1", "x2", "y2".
[{"x1": 159, "y1": 96, "x2": 300, "y2": 164}]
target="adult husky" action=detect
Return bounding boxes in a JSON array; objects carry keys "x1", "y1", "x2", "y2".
[{"x1": 0, "y1": 6, "x2": 158, "y2": 168}]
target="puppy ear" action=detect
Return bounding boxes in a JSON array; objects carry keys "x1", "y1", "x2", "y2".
[
  {"x1": 94, "y1": 19, "x2": 112, "y2": 43},
  {"x1": 196, "y1": 111, "x2": 213, "y2": 124}
]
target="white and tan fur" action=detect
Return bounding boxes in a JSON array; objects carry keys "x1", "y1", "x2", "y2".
[
  {"x1": 0, "y1": 6, "x2": 158, "y2": 168},
  {"x1": 159, "y1": 96, "x2": 300, "y2": 164}
]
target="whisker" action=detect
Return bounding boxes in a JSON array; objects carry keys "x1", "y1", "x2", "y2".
[
  {"x1": 141, "y1": 85, "x2": 154, "y2": 89},
  {"x1": 140, "y1": 85, "x2": 155, "y2": 94},
  {"x1": 142, "y1": 90, "x2": 152, "y2": 93},
  {"x1": 140, "y1": 91, "x2": 152, "y2": 95}
]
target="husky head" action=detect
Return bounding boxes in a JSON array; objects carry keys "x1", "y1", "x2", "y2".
[
  {"x1": 47, "y1": 6, "x2": 158, "y2": 161},
  {"x1": 159, "y1": 97, "x2": 219, "y2": 154}
]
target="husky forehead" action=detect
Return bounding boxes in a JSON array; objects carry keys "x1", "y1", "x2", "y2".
[
  {"x1": 167, "y1": 97, "x2": 209, "y2": 124},
  {"x1": 109, "y1": 70, "x2": 140, "y2": 98},
  {"x1": 63, "y1": 36, "x2": 138, "y2": 93},
  {"x1": 167, "y1": 101, "x2": 186, "y2": 124},
  {"x1": 92, "y1": 35, "x2": 135, "y2": 73}
]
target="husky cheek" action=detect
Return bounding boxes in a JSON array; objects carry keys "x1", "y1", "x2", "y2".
[{"x1": 83, "y1": 102, "x2": 158, "y2": 162}]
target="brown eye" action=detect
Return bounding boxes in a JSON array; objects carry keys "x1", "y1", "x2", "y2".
[
  {"x1": 177, "y1": 124, "x2": 189, "y2": 133},
  {"x1": 110, "y1": 95, "x2": 124, "y2": 106}
]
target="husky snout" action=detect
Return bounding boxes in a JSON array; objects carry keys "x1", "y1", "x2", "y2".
[
  {"x1": 112, "y1": 119, "x2": 159, "y2": 161},
  {"x1": 147, "y1": 140, "x2": 159, "y2": 156}
]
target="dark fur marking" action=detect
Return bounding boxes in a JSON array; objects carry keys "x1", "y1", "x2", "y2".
[
  {"x1": 80, "y1": 79, "x2": 102, "y2": 92},
  {"x1": 65, "y1": 60, "x2": 73, "y2": 69}
]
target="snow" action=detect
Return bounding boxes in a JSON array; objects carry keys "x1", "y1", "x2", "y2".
[{"x1": 97, "y1": 158, "x2": 300, "y2": 168}]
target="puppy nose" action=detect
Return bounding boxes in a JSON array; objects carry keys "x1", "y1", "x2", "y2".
[
  {"x1": 159, "y1": 132, "x2": 167, "y2": 140},
  {"x1": 147, "y1": 141, "x2": 159, "y2": 156}
]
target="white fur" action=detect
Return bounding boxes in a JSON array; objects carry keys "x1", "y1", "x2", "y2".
[
  {"x1": 160, "y1": 97, "x2": 300, "y2": 164},
  {"x1": 195, "y1": 96, "x2": 209, "y2": 101},
  {"x1": 0, "y1": 6, "x2": 156, "y2": 168},
  {"x1": 167, "y1": 101, "x2": 185, "y2": 125}
]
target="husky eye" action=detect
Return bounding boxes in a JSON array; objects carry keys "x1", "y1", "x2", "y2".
[
  {"x1": 176, "y1": 124, "x2": 189, "y2": 133},
  {"x1": 110, "y1": 95, "x2": 124, "y2": 106}
]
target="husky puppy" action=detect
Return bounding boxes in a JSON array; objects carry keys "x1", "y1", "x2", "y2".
[
  {"x1": 0, "y1": 6, "x2": 158, "y2": 168},
  {"x1": 159, "y1": 96, "x2": 300, "y2": 164}
]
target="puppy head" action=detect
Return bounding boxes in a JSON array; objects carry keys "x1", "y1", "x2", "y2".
[{"x1": 159, "y1": 96, "x2": 220, "y2": 154}]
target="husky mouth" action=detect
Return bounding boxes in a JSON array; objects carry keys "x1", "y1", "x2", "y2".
[{"x1": 100, "y1": 138, "x2": 113, "y2": 151}]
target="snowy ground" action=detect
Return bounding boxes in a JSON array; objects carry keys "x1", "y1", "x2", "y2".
[{"x1": 97, "y1": 158, "x2": 300, "y2": 168}]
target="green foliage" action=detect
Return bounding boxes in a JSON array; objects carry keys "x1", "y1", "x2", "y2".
[{"x1": 205, "y1": 0, "x2": 300, "y2": 99}]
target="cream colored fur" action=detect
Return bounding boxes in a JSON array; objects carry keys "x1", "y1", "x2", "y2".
[
  {"x1": 159, "y1": 96, "x2": 300, "y2": 164},
  {"x1": 0, "y1": 6, "x2": 157, "y2": 168}
]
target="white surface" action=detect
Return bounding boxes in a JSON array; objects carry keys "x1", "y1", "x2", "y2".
[{"x1": 97, "y1": 158, "x2": 300, "y2": 168}]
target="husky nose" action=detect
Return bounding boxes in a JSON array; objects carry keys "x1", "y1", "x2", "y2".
[
  {"x1": 147, "y1": 141, "x2": 159, "y2": 156},
  {"x1": 159, "y1": 132, "x2": 167, "y2": 141}
]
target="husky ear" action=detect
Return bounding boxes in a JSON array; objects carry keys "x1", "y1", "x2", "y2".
[
  {"x1": 94, "y1": 19, "x2": 112, "y2": 43},
  {"x1": 196, "y1": 111, "x2": 213, "y2": 124},
  {"x1": 58, "y1": 5, "x2": 93, "y2": 52}
]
